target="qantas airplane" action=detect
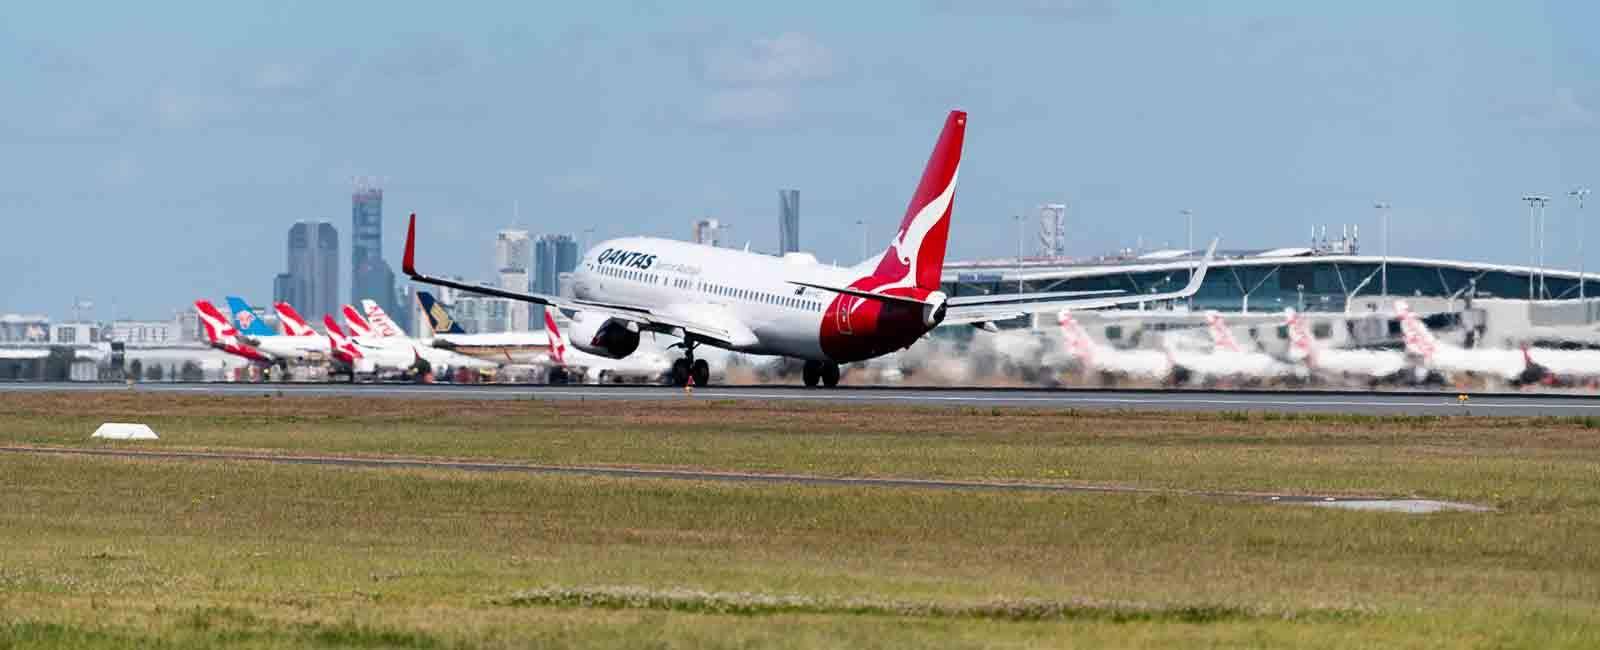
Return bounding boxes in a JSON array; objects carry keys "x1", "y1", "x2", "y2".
[
  {"x1": 1056, "y1": 311, "x2": 1172, "y2": 382},
  {"x1": 274, "y1": 302, "x2": 319, "y2": 337},
  {"x1": 322, "y1": 315, "x2": 422, "y2": 380},
  {"x1": 1395, "y1": 300, "x2": 1535, "y2": 385},
  {"x1": 1282, "y1": 308, "x2": 1408, "y2": 384},
  {"x1": 346, "y1": 301, "x2": 498, "y2": 376},
  {"x1": 194, "y1": 299, "x2": 276, "y2": 372},
  {"x1": 402, "y1": 110, "x2": 1216, "y2": 387}
]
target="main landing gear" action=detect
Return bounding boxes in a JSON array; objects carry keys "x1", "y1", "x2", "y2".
[
  {"x1": 669, "y1": 340, "x2": 710, "y2": 387},
  {"x1": 802, "y1": 360, "x2": 840, "y2": 388}
]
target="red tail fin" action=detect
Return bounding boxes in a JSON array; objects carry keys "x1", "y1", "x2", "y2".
[
  {"x1": 275, "y1": 302, "x2": 316, "y2": 337},
  {"x1": 342, "y1": 305, "x2": 373, "y2": 338},
  {"x1": 869, "y1": 110, "x2": 965, "y2": 291},
  {"x1": 194, "y1": 300, "x2": 238, "y2": 342},
  {"x1": 542, "y1": 309, "x2": 568, "y2": 367}
]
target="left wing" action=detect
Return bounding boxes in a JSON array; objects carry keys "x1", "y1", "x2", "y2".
[
  {"x1": 943, "y1": 239, "x2": 1217, "y2": 327},
  {"x1": 401, "y1": 213, "x2": 753, "y2": 348}
]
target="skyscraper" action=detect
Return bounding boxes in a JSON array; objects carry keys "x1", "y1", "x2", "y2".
[
  {"x1": 350, "y1": 185, "x2": 407, "y2": 332},
  {"x1": 273, "y1": 221, "x2": 339, "y2": 322},
  {"x1": 778, "y1": 189, "x2": 800, "y2": 254},
  {"x1": 692, "y1": 218, "x2": 725, "y2": 247},
  {"x1": 495, "y1": 230, "x2": 531, "y2": 273},
  {"x1": 534, "y1": 234, "x2": 578, "y2": 296}
]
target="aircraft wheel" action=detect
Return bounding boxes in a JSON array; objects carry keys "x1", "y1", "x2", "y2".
[
  {"x1": 802, "y1": 361, "x2": 821, "y2": 387},
  {"x1": 691, "y1": 359, "x2": 710, "y2": 387},
  {"x1": 821, "y1": 362, "x2": 841, "y2": 388},
  {"x1": 549, "y1": 368, "x2": 569, "y2": 385},
  {"x1": 671, "y1": 359, "x2": 691, "y2": 386}
]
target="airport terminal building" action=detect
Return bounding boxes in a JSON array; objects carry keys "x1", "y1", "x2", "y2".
[{"x1": 943, "y1": 247, "x2": 1598, "y2": 316}]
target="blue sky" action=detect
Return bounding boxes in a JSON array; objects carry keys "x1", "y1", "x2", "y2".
[{"x1": 2, "y1": 1, "x2": 1595, "y2": 319}]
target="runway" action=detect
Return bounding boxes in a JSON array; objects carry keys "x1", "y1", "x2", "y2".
[
  {"x1": 3, "y1": 381, "x2": 1598, "y2": 416},
  {"x1": 0, "y1": 445, "x2": 1489, "y2": 513}
]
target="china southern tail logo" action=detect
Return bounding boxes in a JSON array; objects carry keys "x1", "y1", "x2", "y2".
[
  {"x1": 236, "y1": 310, "x2": 256, "y2": 329},
  {"x1": 598, "y1": 248, "x2": 656, "y2": 270}
]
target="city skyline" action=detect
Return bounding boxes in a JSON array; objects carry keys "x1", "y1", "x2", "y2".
[{"x1": 1, "y1": 3, "x2": 1596, "y2": 319}]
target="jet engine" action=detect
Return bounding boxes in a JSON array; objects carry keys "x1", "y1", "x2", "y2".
[{"x1": 567, "y1": 313, "x2": 641, "y2": 359}]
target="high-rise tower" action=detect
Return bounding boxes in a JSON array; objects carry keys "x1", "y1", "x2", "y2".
[
  {"x1": 778, "y1": 189, "x2": 800, "y2": 254},
  {"x1": 272, "y1": 221, "x2": 339, "y2": 322}
]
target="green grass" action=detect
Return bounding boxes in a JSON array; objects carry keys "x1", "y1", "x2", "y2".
[{"x1": 3, "y1": 393, "x2": 1600, "y2": 647}]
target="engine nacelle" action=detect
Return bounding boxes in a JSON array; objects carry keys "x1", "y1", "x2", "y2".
[
  {"x1": 922, "y1": 291, "x2": 949, "y2": 329},
  {"x1": 567, "y1": 313, "x2": 641, "y2": 359}
]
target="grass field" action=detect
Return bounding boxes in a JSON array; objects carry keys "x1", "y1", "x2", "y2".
[{"x1": 3, "y1": 392, "x2": 1599, "y2": 648}]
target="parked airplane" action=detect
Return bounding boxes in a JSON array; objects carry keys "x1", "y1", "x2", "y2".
[
  {"x1": 413, "y1": 291, "x2": 551, "y2": 365},
  {"x1": 1395, "y1": 300, "x2": 1534, "y2": 385},
  {"x1": 226, "y1": 296, "x2": 278, "y2": 337},
  {"x1": 223, "y1": 297, "x2": 326, "y2": 364},
  {"x1": 351, "y1": 300, "x2": 498, "y2": 377},
  {"x1": 322, "y1": 315, "x2": 422, "y2": 381},
  {"x1": 1056, "y1": 311, "x2": 1172, "y2": 382},
  {"x1": 1190, "y1": 311, "x2": 1292, "y2": 379},
  {"x1": 401, "y1": 110, "x2": 1216, "y2": 386},
  {"x1": 274, "y1": 302, "x2": 318, "y2": 337},
  {"x1": 1282, "y1": 308, "x2": 1408, "y2": 384},
  {"x1": 194, "y1": 299, "x2": 275, "y2": 371},
  {"x1": 539, "y1": 304, "x2": 674, "y2": 384}
]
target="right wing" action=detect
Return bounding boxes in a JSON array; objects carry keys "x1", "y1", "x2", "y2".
[
  {"x1": 943, "y1": 239, "x2": 1218, "y2": 326},
  {"x1": 401, "y1": 214, "x2": 750, "y2": 348}
]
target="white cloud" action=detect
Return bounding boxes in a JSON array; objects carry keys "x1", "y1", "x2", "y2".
[{"x1": 704, "y1": 33, "x2": 834, "y2": 85}]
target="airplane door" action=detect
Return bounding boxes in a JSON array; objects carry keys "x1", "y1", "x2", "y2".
[{"x1": 836, "y1": 296, "x2": 855, "y2": 335}]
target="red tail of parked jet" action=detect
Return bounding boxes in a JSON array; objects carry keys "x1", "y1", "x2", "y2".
[
  {"x1": 542, "y1": 309, "x2": 568, "y2": 367},
  {"x1": 323, "y1": 315, "x2": 360, "y2": 363},
  {"x1": 195, "y1": 299, "x2": 272, "y2": 364},
  {"x1": 342, "y1": 304, "x2": 374, "y2": 338},
  {"x1": 274, "y1": 302, "x2": 317, "y2": 337}
]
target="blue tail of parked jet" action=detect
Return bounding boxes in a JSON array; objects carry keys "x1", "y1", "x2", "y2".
[
  {"x1": 225, "y1": 296, "x2": 277, "y2": 336},
  {"x1": 416, "y1": 291, "x2": 467, "y2": 334}
]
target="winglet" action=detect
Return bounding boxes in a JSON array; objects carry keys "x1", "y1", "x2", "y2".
[
  {"x1": 1183, "y1": 237, "x2": 1219, "y2": 294},
  {"x1": 403, "y1": 213, "x2": 417, "y2": 277}
]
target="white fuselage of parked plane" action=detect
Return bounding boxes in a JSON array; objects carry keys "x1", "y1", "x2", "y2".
[
  {"x1": 246, "y1": 335, "x2": 329, "y2": 362},
  {"x1": 570, "y1": 238, "x2": 862, "y2": 361}
]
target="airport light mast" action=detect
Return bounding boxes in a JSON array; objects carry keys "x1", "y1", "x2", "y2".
[
  {"x1": 1575, "y1": 189, "x2": 1591, "y2": 300},
  {"x1": 1524, "y1": 195, "x2": 1551, "y2": 299},
  {"x1": 1182, "y1": 209, "x2": 1194, "y2": 310},
  {"x1": 1374, "y1": 202, "x2": 1390, "y2": 297}
]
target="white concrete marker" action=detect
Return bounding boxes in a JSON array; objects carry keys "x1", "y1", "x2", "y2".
[{"x1": 91, "y1": 423, "x2": 159, "y2": 440}]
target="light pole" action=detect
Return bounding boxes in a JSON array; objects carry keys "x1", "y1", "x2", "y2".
[
  {"x1": 1574, "y1": 189, "x2": 1591, "y2": 300},
  {"x1": 1374, "y1": 202, "x2": 1390, "y2": 297},
  {"x1": 1181, "y1": 209, "x2": 1194, "y2": 254},
  {"x1": 1012, "y1": 214, "x2": 1025, "y2": 292},
  {"x1": 1524, "y1": 195, "x2": 1551, "y2": 299}
]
